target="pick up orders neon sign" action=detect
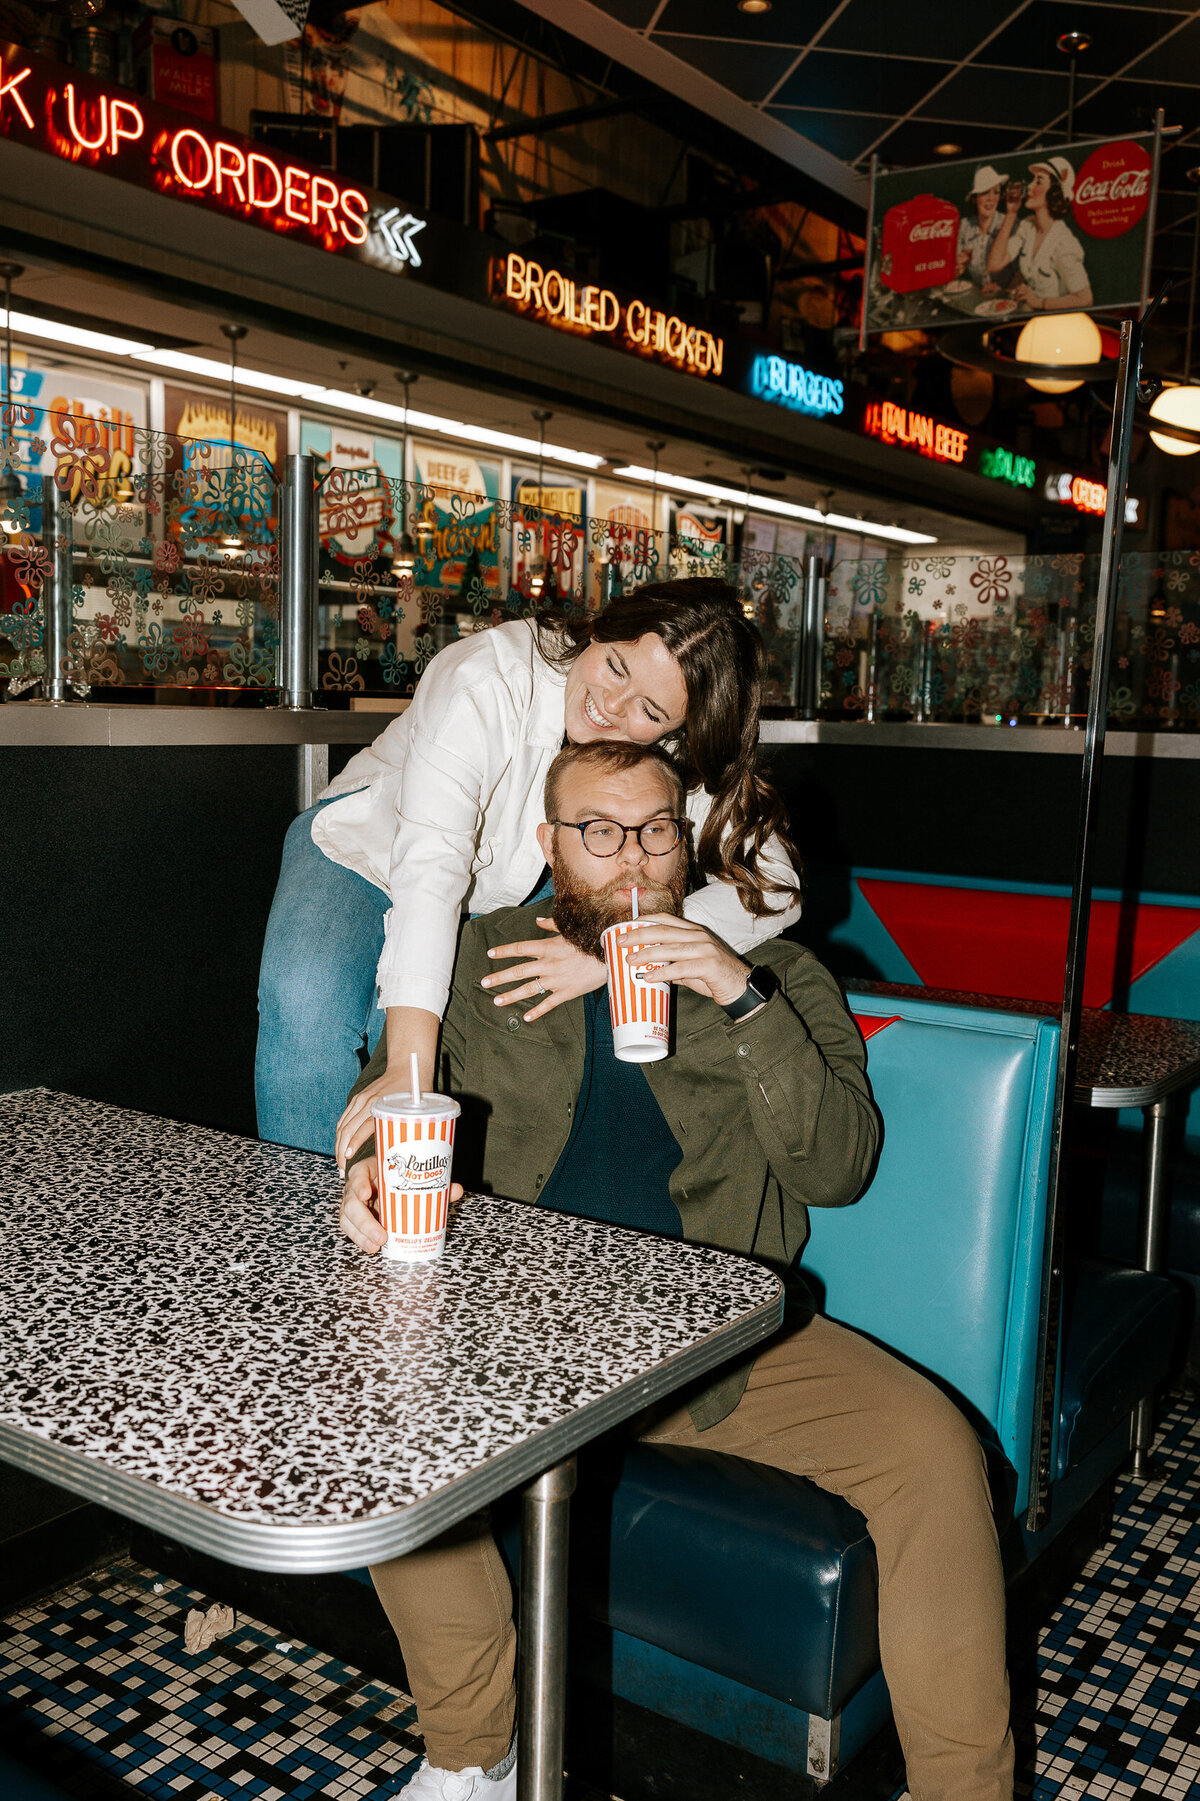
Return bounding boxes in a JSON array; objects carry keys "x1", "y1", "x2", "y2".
[
  {"x1": 497, "y1": 252, "x2": 725, "y2": 380},
  {"x1": 0, "y1": 46, "x2": 370, "y2": 251}
]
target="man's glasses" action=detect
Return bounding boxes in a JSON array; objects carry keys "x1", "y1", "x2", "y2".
[{"x1": 550, "y1": 817, "x2": 686, "y2": 858}]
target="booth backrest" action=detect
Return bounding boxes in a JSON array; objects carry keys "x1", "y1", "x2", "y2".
[
  {"x1": 805, "y1": 995, "x2": 1059, "y2": 1514},
  {"x1": 810, "y1": 868, "x2": 1200, "y2": 1136}
]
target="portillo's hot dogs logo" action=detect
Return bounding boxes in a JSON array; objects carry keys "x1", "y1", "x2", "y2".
[{"x1": 496, "y1": 252, "x2": 725, "y2": 380}]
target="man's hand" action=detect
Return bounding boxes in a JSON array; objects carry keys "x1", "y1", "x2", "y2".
[
  {"x1": 339, "y1": 1157, "x2": 464, "y2": 1255},
  {"x1": 622, "y1": 915, "x2": 752, "y2": 1008},
  {"x1": 481, "y1": 917, "x2": 607, "y2": 1021}
]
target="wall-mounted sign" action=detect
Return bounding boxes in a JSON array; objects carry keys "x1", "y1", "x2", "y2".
[
  {"x1": 863, "y1": 401, "x2": 969, "y2": 464},
  {"x1": 979, "y1": 445, "x2": 1036, "y2": 489},
  {"x1": 748, "y1": 353, "x2": 844, "y2": 418},
  {"x1": 495, "y1": 253, "x2": 724, "y2": 380},
  {"x1": 1043, "y1": 469, "x2": 1141, "y2": 525},
  {"x1": 0, "y1": 43, "x2": 435, "y2": 270},
  {"x1": 862, "y1": 133, "x2": 1157, "y2": 339}
]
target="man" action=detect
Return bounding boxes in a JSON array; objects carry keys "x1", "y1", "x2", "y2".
[{"x1": 339, "y1": 740, "x2": 1013, "y2": 1801}]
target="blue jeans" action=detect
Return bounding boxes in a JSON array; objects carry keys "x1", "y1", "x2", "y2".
[{"x1": 255, "y1": 799, "x2": 389, "y2": 1154}]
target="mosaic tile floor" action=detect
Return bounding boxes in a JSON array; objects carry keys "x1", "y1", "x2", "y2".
[{"x1": 1, "y1": 1389, "x2": 1198, "y2": 1799}]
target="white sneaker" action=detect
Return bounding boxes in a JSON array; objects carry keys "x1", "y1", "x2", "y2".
[{"x1": 403, "y1": 1753, "x2": 517, "y2": 1800}]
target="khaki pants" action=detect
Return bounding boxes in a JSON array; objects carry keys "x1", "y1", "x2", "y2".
[{"x1": 369, "y1": 1313, "x2": 1013, "y2": 1801}]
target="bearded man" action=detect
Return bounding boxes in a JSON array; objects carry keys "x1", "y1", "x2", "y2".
[{"x1": 338, "y1": 738, "x2": 1014, "y2": 1801}]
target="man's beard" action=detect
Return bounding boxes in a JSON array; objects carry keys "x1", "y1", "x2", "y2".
[{"x1": 551, "y1": 851, "x2": 689, "y2": 961}]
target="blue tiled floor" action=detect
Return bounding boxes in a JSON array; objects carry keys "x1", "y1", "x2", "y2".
[{"x1": 2, "y1": 1390, "x2": 1198, "y2": 1798}]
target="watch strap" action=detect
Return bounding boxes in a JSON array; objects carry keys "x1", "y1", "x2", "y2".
[{"x1": 721, "y1": 964, "x2": 779, "y2": 1020}]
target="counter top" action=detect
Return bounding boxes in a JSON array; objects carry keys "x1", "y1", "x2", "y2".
[{"x1": 2, "y1": 705, "x2": 1199, "y2": 758}]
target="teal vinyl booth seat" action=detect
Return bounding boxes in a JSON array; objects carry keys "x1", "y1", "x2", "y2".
[
  {"x1": 350, "y1": 993, "x2": 1180, "y2": 1789},
  {"x1": 484, "y1": 993, "x2": 1181, "y2": 1789}
]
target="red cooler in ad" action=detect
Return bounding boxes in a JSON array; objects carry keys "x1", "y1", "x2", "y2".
[{"x1": 880, "y1": 195, "x2": 959, "y2": 293}]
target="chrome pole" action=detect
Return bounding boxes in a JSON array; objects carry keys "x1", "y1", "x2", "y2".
[
  {"x1": 277, "y1": 452, "x2": 319, "y2": 710},
  {"x1": 1132, "y1": 1097, "x2": 1174, "y2": 1477},
  {"x1": 42, "y1": 475, "x2": 74, "y2": 705},
  {"x1": 517, "y1": 1456, "x2": 576, "y2": 1801},
  {"x1": 1026, "y1": 315, "x2": 1142, "y2": 1532},
  {"x1": 796, "y1": 552, "x2": 826, "y2": 719}
]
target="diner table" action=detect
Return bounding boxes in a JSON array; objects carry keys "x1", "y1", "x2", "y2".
[
  {"x1": 0, "y1": 1089, "x2": 783, "y2": 1801},
  {"x1": 851, "y1": 984, "x2": 1200, "y2": 1475}
]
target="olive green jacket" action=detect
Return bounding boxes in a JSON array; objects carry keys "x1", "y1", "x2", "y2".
[{"x1": 352, "y1": 904, "x2": 879, "y2": 1428}]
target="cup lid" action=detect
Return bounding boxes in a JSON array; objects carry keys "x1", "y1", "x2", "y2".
[{"x1": 371, "y1": 1093, "x2": 461, "y2": 1120}]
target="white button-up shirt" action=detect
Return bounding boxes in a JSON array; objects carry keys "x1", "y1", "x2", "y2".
[{"x1": 314, "y1": 620, "x2": 802, "y2": 1017}]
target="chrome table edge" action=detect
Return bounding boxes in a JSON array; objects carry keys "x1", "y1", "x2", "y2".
[{"x1": 0, "y1": 1288, "x2": 782, "y2": 1575}]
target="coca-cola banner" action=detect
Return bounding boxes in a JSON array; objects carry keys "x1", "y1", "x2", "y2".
[{"x1": 862, "y1": 134, "x2": 1156, "y2": 338}]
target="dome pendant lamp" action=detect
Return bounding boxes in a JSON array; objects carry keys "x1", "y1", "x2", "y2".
[
  {"x1": 1149, "y1": 166, "x2": 1200, "y2": 457},
  {"x1": 1014, "y1": 311, "x2": 1102, "y2": 393}
]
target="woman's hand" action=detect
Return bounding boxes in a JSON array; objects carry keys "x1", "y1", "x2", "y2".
[
  {"x1": 335, "y1": 1006, "x2": 440, "y2": 1173},
  {"x1": 336, "y1": 1066, "x2": 416, "y2": 1173},
  {"x1": 339, "y1": 1157, "x2": 463, "y2": 1255},
  {"x1": 1012, "y1": 282, "x2": 1041, "y2": 309},
  {"x1": 482, "y1": 917, "x2": 607, "y2": 1020},
  {"x1": 623, "y1": 915, "x2": 751, "y2": 1007}
]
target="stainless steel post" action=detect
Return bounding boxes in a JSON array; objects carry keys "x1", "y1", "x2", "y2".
[
  {"x1": 41, "y1": 475, "x2": 73, "y2": 705},
  {"x1": 276, "y1": 453, "x2": 319, "y2": 710},
  {"x1": 1132, "y1": 1097, "x2": 1173, "y2": 1477},
  {"x1": 517, "y1": 1456, "x2": 577, "y2": 1801},
  {"x1": 794, "y1": 553, "x2": 826, "y2": 719}
]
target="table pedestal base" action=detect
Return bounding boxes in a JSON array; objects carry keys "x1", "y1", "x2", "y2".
[
  {"x1": 1132, "y1": 1099, "x2": 1173, "y2": 1479},
  {"x1": 518, "y1": 1456, "x2": 577, "y2": 1801}
]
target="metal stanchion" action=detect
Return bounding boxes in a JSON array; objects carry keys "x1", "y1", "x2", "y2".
[
  {"x1": 276, "y1": 453, "x2": 319, "y2": 710},
  {"x1": 42, "y1": 475, "x2": 74, "y2": 705},
  {"x1": 517, "y1": 1456, "x2": 577, "y2": 1801},
  {"x1": 793, "y1": 553, "x2": 826, "y2": 719}
]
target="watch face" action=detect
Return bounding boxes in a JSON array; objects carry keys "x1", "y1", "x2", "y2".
[{"x1": 748, "y1": 965, "x2": 780, "y2": 1001}]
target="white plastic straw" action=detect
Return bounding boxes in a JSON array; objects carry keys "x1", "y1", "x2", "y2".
[
  {"x1": 631, "y1": 884, "x2": 640, "y2": 919},
  {"x1": 409, "y1": 1050, "x2": 421, "y2": 1107}
]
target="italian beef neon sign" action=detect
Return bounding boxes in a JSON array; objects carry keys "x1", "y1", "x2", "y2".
[
  {"x1": 863, "y1": 400, "x2": 969, "y2": 464},
  {"x1": 497, "y1": 252, "x2": 725, "y2": 380},
  {"x1": 0, "y1": 45, "x2": 372, "y2": 251}
]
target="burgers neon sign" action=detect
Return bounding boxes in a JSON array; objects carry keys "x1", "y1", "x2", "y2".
[{"x1": 0, "y1": 45, "x2": 370, "y2": 250}]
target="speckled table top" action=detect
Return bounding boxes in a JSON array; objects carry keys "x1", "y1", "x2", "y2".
[
  {"x1": 849, "y1": 985, "x2": 1200, "y2": 1108},
  {"x1": 0, "y1": 1092, "x2": 781, "y2": 1573}
]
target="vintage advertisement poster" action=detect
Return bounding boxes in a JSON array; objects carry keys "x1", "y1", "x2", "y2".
[
  {"x1": 301, "y1": 419, "x2": 401, "y2": 572},
  {"x1": 669, "y1": 499, "x2": 731, "y2": 578},
  {"x1": 412, "y1": 443, "x2": 501, "y2": 610},
  {"x1": 511, "y1": 470, "x2": 586, "y2": 606},
  {"x1": 4, "y1": 361, "x2": 146, "y2": 526},
  {"x1": 162, "y1": 385, "x2": 287, "y2": 549},
  {"x1": 863, "y1": 134, "x2": 1155, "y2": 336}
]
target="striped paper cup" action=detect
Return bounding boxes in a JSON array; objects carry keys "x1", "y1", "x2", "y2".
[
  {"x1": 371, "y1": 1094, "x2": 460, "y2": 1262},
  {"x1": 601, "y1": 920, "x2": 671, "y2": 1063}
]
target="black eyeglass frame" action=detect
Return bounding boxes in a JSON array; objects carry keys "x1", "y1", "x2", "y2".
[{"x1": 549, "y1": 817, "x2": 687, "y2": 858}]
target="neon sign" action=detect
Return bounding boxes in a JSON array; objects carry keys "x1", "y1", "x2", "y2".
[
  {"x1": 749, "y1": 354, "x2": 843, "y2": 418},
  {"x1": 862, "y1": 401, "x2": 969, "y2": 464},
  {"x1": 1043, "y1": 470, "x2": 1141, "y2": 525},
  {"x1": 0, "y1": 45, "x2": 391, "y2": 256},
  {"x1": 979, "y1": 446, "x2": 1036, "y2": 490},
  {"x1": 497, "y1": 253, "x2": 724, "y2": 379}
]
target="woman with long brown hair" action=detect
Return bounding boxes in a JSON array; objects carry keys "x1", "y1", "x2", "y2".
[{"x1": 256, "y1": 578, "x2": 802, "y2": 1160}]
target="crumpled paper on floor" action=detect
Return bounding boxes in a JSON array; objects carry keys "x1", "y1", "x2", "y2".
[{"x1": 183, "y1": 1602, "x2": 236, "y2": 1655}]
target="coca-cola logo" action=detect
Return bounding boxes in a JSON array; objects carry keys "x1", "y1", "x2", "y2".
[
  {"x1": 909, "y1": 218, "x2": 955, "y2": 241},
  {"x1": 1073, "y1": 141, "x2": 1153, "y2": 240}
]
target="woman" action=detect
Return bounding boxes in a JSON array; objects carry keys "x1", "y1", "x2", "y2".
[
  {"x1": 955, "y1": 164, "x2": 1004, "y2": 287},
  {"x1": 987, "y1": 157, "x2": 1093, "y2": 312},
  {"x1": 255, "y1": 579, "x2": 803, "y2": 1161}
]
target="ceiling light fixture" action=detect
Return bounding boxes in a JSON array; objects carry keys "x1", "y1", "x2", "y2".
[
  {"x1": 1149, "y1": 165, "x2": 1200, "y2": 457},
  {"x1": 935, "y1": 143, "x2": 962, "y2": 157},
  {"x1": 611, "y1": 465, "x2": 937, "y2": 544},
  {"x1": 1014, "y1": 311, "x2": 1102, "y2": 393},
  {"x1": 738, "y1": 0, "x2": 772, "y2": 12}
]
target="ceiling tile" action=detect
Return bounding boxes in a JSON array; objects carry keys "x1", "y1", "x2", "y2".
[
  {"x1": 772, "y1": 48, "x2": 950, "y2": 113},
  {"x1": 819, "y1": 0, "x2": 991, "y2": 63},
  {"x1": 762, "y1": 105, "x2": 893, "y2": 161},
  {"x1": 652, "y1": 33, "x2": 804, "y2": 101},
  {"x1": 586, "y1": 0, "x2": 662, "y2": 25},
  {"x1": 650, "y1": 0, "x2": 839, "y2": 43},
  {"x1": 1120, "y1": 13, "x2": 1200, "y2": 82},
  {"x1": 974, "y1": 3, "x2": 1186, "y2": 80},
  {"x1": 914, "y1": 64, "x2": 1088, "y2": 129},
  {"x1": 870, "y1": 118, "x2": 1031, "y2": 168},
  {"x1": 1070, "y1": 77, "x2": 1197, "y2": 137}
]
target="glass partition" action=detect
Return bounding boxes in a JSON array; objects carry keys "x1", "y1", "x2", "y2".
[{"x1": 0, "y1": 402, "x2": 279, "y2": 698}]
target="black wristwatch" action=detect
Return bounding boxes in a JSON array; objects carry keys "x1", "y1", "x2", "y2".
[{"x1": 721, "y1": 964, "x2": 781, "y2": 1020}]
